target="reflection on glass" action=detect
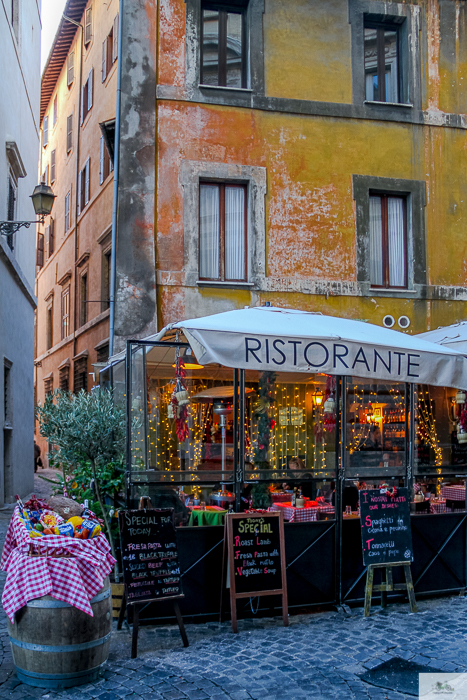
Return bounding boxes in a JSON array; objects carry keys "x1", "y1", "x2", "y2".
[
  {"x1": 202, "y1": 10, "x2": 219, "y2": 86},
  {"x1": 364, "y1": 26, "x2": 399, "y2": 103},
  {"x1": 201, "y1": 8, "x2": 244, "y2": 88},
  {"x1": 226, "y1": 12, "x2": 242, "y2": 88},
  {"x1": 346, "y1": 378, "x2": 406, "y2": 474}
]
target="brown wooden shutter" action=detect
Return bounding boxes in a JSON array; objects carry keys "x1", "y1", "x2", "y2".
[
  {"x1": 84, "y1": 8, "x2": 92, "y2": 44},
  {"x1": 36, "y1": 233, "x2": 44, "y2": 268}
]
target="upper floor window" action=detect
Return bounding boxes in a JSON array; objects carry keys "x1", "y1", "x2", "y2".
[
  {"x1": 36, "y1": 233, "x2": 44, "y2": 268},
  {"x1": 78, "y1": 158, "x2": 90, "y2": 214},
  {"x1": 99, "y1": 135, "x2": 113, "y2": 183},
  {"x1": 84, "y1": 7, "x2": 92, "y2": 45},
  {"x1": 6, "y1": 167, "x2": 17, "y2": 251},
  {"x1": 53, "y1": 95, "x2": 58, "y2": 126},
  {"x1": 67, "y1": 115, "x2": 73, "y2": 153},
  {"x1": 67, "y1": 51, "x2": 75, "y2": 86},
  {"x1": 201, "y1": 2, "x2": 246, "y2": 88},
  {"x1": 46, "y1": 218, "x2": 55, "y2": 258},
  {"x1": 61, "y1": 286, "x2": 70, "y2": 339},
  {"x1": 43, "y1": 116, "x2": 49, "y2": 147},
  {"x1": 65, "y1": 190, "x2": 71, "y2": 232},
  {"x1": 81, "y1": 68, "x2": 93, "y2": 124},
  {"x1": 79, "y1": 272, "x2": 88, "y2": 326},
  {"x1": 199, "y1": 182, "x2": 247, "y2": 281},
  {"x1": 364, "y1": 23, "x2": 400, "y2": 103},
  {"x1": 46, "y1": 300, "x2": 53, "y2": 351},
  {"x1": 102, "y1": 15, "x2": 118, "y2": 82},
  {"x1": 369, "y1": 193, "x2": 407, "y2": 289},
  {"x1": 51, "y1": 149, "x2": 56, "y2": 183}
]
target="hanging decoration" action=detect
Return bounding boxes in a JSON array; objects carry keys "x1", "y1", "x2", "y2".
[
  {"x1": 168, "y1": 347, "x2": 190, "y2": 442},
  {"x1": 323, "y1": 375, "x2": 336, "y2": 432},
  {"x1": 253, "y1": 371, "x2": 277, "y2": 469}
]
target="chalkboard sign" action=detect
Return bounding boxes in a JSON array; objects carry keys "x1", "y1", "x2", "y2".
[
  {"x1": 119, "y1": 508, "x2": 183, "y2": 604},
  {"x1": 359, "y1": 488, "x2": 413, "y2": 567},
  {"x1": 223, "y1": 512, "x2": 288, "y2": 632}
]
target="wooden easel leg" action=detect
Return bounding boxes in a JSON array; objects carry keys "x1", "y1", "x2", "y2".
[
  {"x1": 403, "y1": 564, "x2": 418, "y2": 613},
  {"x1": 381, "y1": 567, "x2": 387, "y2": 609},
  {"x1": 282, "y1": 593, "x2": 289, "y2": 627},
  {"x1": 230, "y1": 592, "x2": 238, "y2": 633},
  {"x1": 131, "y1": 604, "x2": 140, "y2": 659},
  {"x1": 364, "y1": 566, "x2": 374, "y2": 617},
  {"x1": 117, "y1": 592, "x2": 127, "y2": 631},
  {"x1": 173, "y1": 601, "x2": 189, "y2": 648}
]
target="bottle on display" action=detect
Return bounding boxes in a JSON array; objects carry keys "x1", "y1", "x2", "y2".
[{"x1": 292, "y1": 488, "x2": 297, "y2": 507}]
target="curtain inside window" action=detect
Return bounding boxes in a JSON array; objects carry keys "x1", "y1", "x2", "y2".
[
  {"x1": 200, "y1": 184, "x2": 219, "y2": 279},
  {"x1": 388, "y1": 197, "x2": 405, "y2": 287},
  {"x1": 369, "y1": 196, "x2": 383, "y2": 286},
  {"x1": 225, "y1": 186, "x2": 245, "y2": 280}
]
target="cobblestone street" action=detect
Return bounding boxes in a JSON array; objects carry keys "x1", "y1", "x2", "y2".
[{"x1": 0, "y1": 478, "x2": 466, "y2": 700}]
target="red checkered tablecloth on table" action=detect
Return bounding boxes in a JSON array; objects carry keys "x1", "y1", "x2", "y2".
[
  {"x1": 270, "y1": 503, "x2": 335, "y2": 522},
  {"x1": 0, "y1": 507, "x2": 115, "y2": 622},
  {"x1": 271, "y1": 494, "x2": 292, "y2": 503},
  {"x1": 440, "y1": 486, "x2": 466, "y2": 501},
  {"x1": 430, "y1": 500, "x2": 449, "y2": 514}
]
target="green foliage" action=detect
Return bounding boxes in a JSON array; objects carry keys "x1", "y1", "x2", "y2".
[
  {"x1": 251, "y1": 482, "x2": 272, "y2": 509},
  {"x1": 36, "y1": 387, "x2": 126, "y2": 577}
]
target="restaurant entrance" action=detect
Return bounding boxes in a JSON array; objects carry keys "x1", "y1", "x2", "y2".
[{"x1": 101, "y1": 308, "x2": 467, "y2": 621}]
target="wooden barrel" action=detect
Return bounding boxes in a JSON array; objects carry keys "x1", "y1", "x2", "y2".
[{"x1": 7, "y1": 577, "x2": 112, "y2": 689}]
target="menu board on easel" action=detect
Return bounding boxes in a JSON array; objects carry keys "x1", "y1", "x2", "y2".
[
  {"x1": 119, "y1": 508, "x2": 183, "y2": 604},
  {"x1": 223, "y1": 512, "x2": 288, "y2": 632},
  {"x1": 359, "y1": 488, "x2": 413, "y2": 568}
]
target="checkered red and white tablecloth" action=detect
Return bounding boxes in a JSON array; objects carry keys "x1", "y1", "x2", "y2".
[
  {"x1": 270, "y1": 503, "x2": 335, "y2": 522},
  {"x1": 440, "y1": 486, "x2": 466, "y2": 501},
  {"x1": 0, "y1": 507, "x2": 115, "y2": 622},
  {"x1": 430, "y1": 500, "x2": 449, "y2": 514}
]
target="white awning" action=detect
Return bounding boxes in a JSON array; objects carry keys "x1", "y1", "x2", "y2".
[
  {"x1": 417, "y1": 322, "x2": 467, "y2": 355},
  {"x1": 157, "y1": 307, "x2": 467, "y2": 389}
]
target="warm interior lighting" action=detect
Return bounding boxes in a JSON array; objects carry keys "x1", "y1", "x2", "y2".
[
  {"x1": 172, "y1": 346, "x2": 204, "y2": 370},
  {"x1": 312, "y1": 389, "x2": 324, "y2": 406}
]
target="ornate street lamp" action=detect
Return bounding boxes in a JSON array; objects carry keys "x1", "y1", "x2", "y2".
[{"x1": 0, "y1": 183, "x2": 56, "y2": 238}]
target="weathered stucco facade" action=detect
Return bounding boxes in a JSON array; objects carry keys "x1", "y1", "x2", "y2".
[{"x1": 112, "y1": 0, "x2": 467, "y2": 350}]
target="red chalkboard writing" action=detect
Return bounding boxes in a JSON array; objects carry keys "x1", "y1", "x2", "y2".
[{"x1": 359, "y1": 488, "x2": 413, "y2": 567}]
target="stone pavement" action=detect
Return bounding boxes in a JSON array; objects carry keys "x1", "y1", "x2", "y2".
[{"x1": 0, "y1": 475, "x2": 466, "y2": 699}]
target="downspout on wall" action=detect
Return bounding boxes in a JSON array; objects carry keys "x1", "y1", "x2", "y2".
[{"x1": 108, "y1": 0, "x2": 123, "y2": 358}]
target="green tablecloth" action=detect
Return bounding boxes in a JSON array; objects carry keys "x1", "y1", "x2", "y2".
[{"x1": 187, "y1": 509, "x2": 227, "y2": 527}]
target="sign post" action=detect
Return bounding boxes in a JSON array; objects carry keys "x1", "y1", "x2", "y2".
[
  {"x1": 222, "y1": 512, "x2": 288, "y2": 632},
  {"x1": 359, "y1": 488, "x2": 417, "y2": 616},
  {"x1": 118, "y1": 508, "x2": 189, "y2": 657}
]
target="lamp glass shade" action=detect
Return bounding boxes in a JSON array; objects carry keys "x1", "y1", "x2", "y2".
[
  {"x1": 30, "y1": 184, "x2": 56, "y2": 217},
  {"x1": 312, "y1": 390, "x2": 324, "y2": 406}
]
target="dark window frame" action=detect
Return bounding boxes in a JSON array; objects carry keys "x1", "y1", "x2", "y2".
[
  {"x1": 368, "y1": 191, "x2": 407, "y2": 290},
  {"x1": 198, "y1": 181, "x2": 248, "y2": 282},
  {"x1": 200, "y1": 1, "x2": 248, "y2": 88},
  {"x1": 79, "y1": 270, "x2": 88, "y2": 327},
  {"x1": 61, "y1": 286, "x2": 70, "y2": 339},
  {"x1": 364, "y1": 20, "x2": 401, "y2": 104}
]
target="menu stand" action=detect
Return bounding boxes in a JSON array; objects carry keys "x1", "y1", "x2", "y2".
[
  {"x1": 363, "y1": 561, "x2": 417, "y2": 617},
  {"x1": 117, "y1": 593, "x2": 189, "y2": 658}
]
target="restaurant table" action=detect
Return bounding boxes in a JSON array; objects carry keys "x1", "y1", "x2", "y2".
[
  {"x1": 187, "y1": 509, "x2": 227, "y2": 527},
  {"x1": 441, "y1": 485, "x2": 466, "y2": 501},
  {"x1": 430, "y1": 499, "x2": 449, "y2": 514},
  {"x1": 270, "y1": 503, "x2": 335, "y2": 522}
]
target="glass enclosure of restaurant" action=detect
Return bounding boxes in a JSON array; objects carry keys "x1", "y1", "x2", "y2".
[{"x1": 100, "y1": 340, "x2": 467, "y2": 521}]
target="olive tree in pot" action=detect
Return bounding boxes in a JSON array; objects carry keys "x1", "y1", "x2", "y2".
[{"x1": 36, "y1": 387, "x2": 126, "y2": 580}]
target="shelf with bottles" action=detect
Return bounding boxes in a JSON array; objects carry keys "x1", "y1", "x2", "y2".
[{"x1": 384, "y1": 407, "x2": 406, "y2": 425}]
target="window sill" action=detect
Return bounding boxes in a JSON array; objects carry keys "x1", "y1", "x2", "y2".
[
  {"x1": 197, "y1": 280, "x2": 255, "y2": 289},
  {"x1": 364, "y1": 100, "x2": 413, "y2": 108},
  {"x1": 198, "y1": 84, "x2": 252, "y2": 93},
  {"x1": 369, "y1": 288, "x2": 417, "y2": 295}
]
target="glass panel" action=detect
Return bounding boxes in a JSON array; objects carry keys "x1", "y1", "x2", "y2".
[
  {"x1": 244, "y1": 371, "x2": 337, "y2": 486},
  {"x1": 225, "y1": 186, "x2": 245, "y2": 280},
  {"x1": 346, "y1": 378, "x2": 406, "y2": 482},
  {"x1": 199, "y1": 184, "x2": 219, "y2": 279},
  {"x1": 364, "y1": 28, "x2": 378, "y2": 100},
  {"x1": 369, "y1": 196, "x2": 383, "y2": 286},
  {"x1": 202, "y1": 10, "x2": 219, "y2": 86},
  {"x1": 226, "y1": 11, "x2": 243, "y2": 88},
  {"x1": 384, "y1": 29, "x2": 399, "y2": 103},
  {"x1": 387, "y1": 197, "x2": 405, "y2": 287},
  {"x1": 130, "y1": 346, "x2": 147, "y2": 470}
]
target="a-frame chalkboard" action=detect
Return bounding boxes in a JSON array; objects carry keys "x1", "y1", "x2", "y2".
[{"x1": 221, "y1": 512, "x2": 288, "y2": 632}]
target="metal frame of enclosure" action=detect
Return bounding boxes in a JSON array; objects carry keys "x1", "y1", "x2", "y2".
[{"x1": 103, "y1": 335, "x2": 467, "y2": 623}]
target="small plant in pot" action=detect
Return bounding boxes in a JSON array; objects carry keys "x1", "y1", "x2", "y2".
[{"x1": 458, "y1": 408, "x2": 467, "y2": 444}]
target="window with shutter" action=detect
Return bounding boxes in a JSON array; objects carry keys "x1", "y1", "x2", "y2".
[
  {"x1": 84, "y1": 158, "x2": 90, "y2": 205},
  {"x1": 79, "y1": 273, "x2": 88, "y2": 326},
  {"x1": 96, "y1": 344, "x2": 109, "y2": 364},
  {"x1": 49, "y1": 218, "x2": 55, "y2": 256},
  {"x1": 7, "y1": 169, "x2": 17, "y2": 251},
  {"x1": 99, "y1": 136, "x2": 111, "y2": 184},
  {"x1": 65, "y1": 191, "x2": 71, "y2": 232},
  {"x1": 44, "y1": 164, "x2": 49, "y2": 186},
  {"x1": 46, "y1": 302, "x2": 53, "y2": 351},
  {"x1": 73, "y1": 357, "x2": 88, "y2": 393},
  {"x1": 106, "y1": 29, "x2": 113, "y2": 76},
  {"x1": 88, "y1": 68, "x2": 93, "y2": 110},
  {"x1": 45, "y1": 225, "x2": 50, "y2": 258},
  {"x1": 67, "y1": 51, "x2": 74, "y2": 86},
  {"x1": 51, "y1": 150, "x2": 56, "y2": 183},
  {"x1": 102, "y1": 39, "x2": 107, "y2": 81},
  {"x1": 113, "y1": 14, "x2": 118, "y2": 62},
  {"x1": 78, "y1": 169, "x2": 82, "y2": 215},
  {"x1": 53, "y1": 95, "x2": 58, "y2": 126},
  {"x1": 59, "y1": 366, "x2": 70, "y2": 391},
  {"x1": 100, "y1": 136, "x2": 104, "y2": 184},
  {"x1": 43, "y1": 116, "x2": 49, "y2": 147},
  {"x1": 61, "y1": 287, "x2": 70, "y2": 339},
  {"x1": 37, "y1": 233, "x2": 44, "y2": 268},
  {"x1": 44, "y1": 377, "x2": 53, "y2": 397},
  {"x1": 67, "y1": 115, "x2": 73, "y2": 153},
  {"x1": 84, "y1": 7, "x2": 92, "y2": 44}
]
